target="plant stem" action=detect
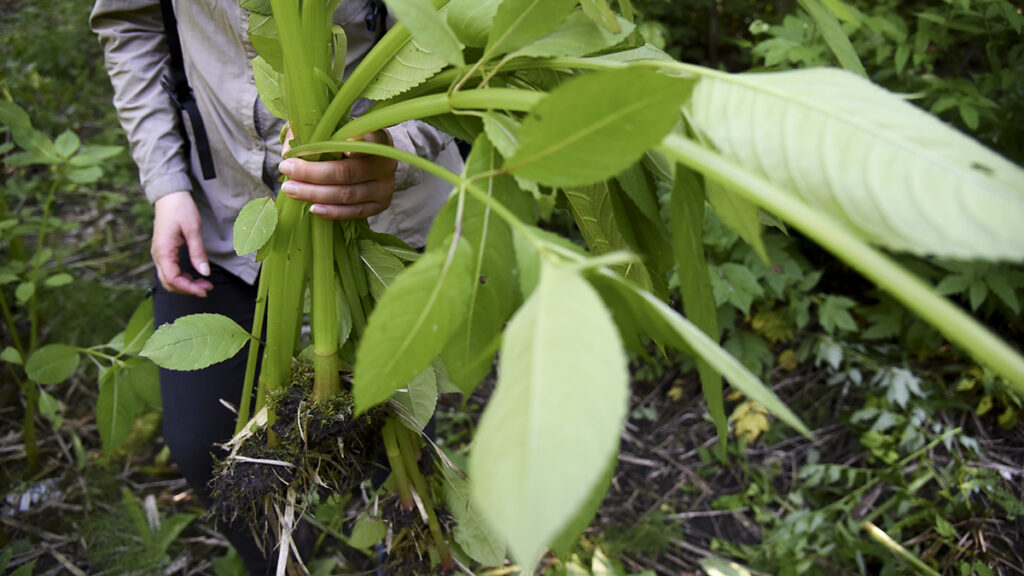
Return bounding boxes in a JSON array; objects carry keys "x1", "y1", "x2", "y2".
[
  {"x1": 382, "y1": 419, "x2": 414, "y2": 510},
  {"x1": 659, "y1": 133, "x2": 1024, "y2": 395},
  {"x1": 396, "y1": 425, "x2": 452, "y2": 572},
  {"x1": 861, "y1": 521, "x2": 942, "y2": 576},
  {"x1": 28, "y1": 175, "x2": 62, "y2": 352},
  {"x1": 311, "y1": 218, "x2": 340, "y2": 401},
  {"x1": 0, "y1": 288, "x2": 25, "y2": 357},
  {"x1": 22, "y1": 381, "x2": 39, "y2": 474},
  {"x1": 236, "y1": 270, "x2": 269, "y2": 435}
]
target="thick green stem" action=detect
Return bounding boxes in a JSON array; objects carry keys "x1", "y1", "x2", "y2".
[
  {"x1": 382, "y1": 419, "x2": 414, "y2": 510},
  {"x1": 396, "y1": 425, "x2": 452, "y2": 571},
  {"x1": 332, "y1": 89, "x2": 543, "y2": 142},
  {"x1": 335, "y1": 231, "x2": 367, "y2": 338},
  {"x1": 658, "y1": 133, "x2": 1024, "y2": 394},
  {"x1": 312, "y1": 217, "x2": 340, "y2": 401}
]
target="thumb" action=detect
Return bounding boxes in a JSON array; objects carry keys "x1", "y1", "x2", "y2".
[{"x1": 182, "y1": 219, "x2": 210, "y2": 277}]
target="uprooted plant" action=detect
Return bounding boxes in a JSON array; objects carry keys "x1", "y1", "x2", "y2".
[{"x1": 138, "y1": 0, "x2": 1024, "y2": 573}]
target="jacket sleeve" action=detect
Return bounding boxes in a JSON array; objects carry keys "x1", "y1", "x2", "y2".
[
  {"x1": 90, "y1": 0, "x2": 193, "y2": 204},
  {"x1": 387, "y1": 120, "x2": 457, "y2": 191}
]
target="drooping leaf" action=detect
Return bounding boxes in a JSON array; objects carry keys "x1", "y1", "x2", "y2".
[
  {"x1": 392, "y1": 366, "x2": 438, "y2": 431},
  {"x1": 796, "y1": 0, "x2": 866, "y2": 76},
  {"x1": 470, "y1": 262, "x2": 629, "y2": 572},
  {"x1": 446, "y1": 0, "x2": 500, "y2": 47},
  {"x1": 140, "y1": 313, "x2": 251, "y2": 371},
  {"x1": 234, "y1": 196, "x2": 278, "y2": 256},
  {"x1": 430, "y1": 139, "x2": 525, "y2": 393},
  {"x1": 588, "y1": 270, "x2": 812, "y2": 438},
  {"x1": 353, "y1": 239, "x2": 474, "y2": 412},
  {"x1": 441, "y1": 464, "x2": 507, "y2": 566},
  {"x1": 38, "y1": 387, "x2": 62, "y2": 429},
  {"x1": 97, "y1": 364, "x2": 140, "y2": 453},
  {"x1": 384, "y1": 0, "x2": 465, "y2": 66},
  {"x1": 671, "y1": 166, "x2": 726, "y2": 454},
  {"x1": 513, "y1": 11, "x2": 634, "y2": 59},
  {"x1": 615, "y1": 161, "x2": 661, "y2": 225},
  {"x1": 360, "y1": 240, "x2": 406, "y2": 300},
  {"x1": 707, "y1": 180, "x2": 768, "y2": 264},
  {"x1": 124, "y1": 357, "x2": 162, "y2": 410},
  {"x1": 26, "y1": 344, "x2": 80, "y2": 385},
  {"x1": 687, "y1": 68, "x2": 1024, "y2": 261},
  {"x1": 506, "y1": 68, "x2": 693, "y2": 187},
  {"x1": 549, "y1": 453, "x2": 616, "y2": 558},
  {"x1": 485, "y1": 0, "x2": 578, "y2": 58},
  {"x1": 580, "y1": 0, "x2": 622, "y2": 33},
  {"x1": 362, "y1": 32, "x2": 448, "y2": 101},
  {"x1": 252, "y1": 56, "x2": 286, "y2": 119},
  {"x1": 123, "y1": 296, "x2": 155, "y2": 356}
]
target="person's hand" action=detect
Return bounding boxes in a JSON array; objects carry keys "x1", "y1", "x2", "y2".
[
  {"x1": 278, "y1": 129, "x2": 397, "y2": 220},
  {"x1": 151, "y1": 191, "x2": 213, "y2": 297}
]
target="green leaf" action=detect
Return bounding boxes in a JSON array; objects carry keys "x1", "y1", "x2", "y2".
[
  {"x1": 701, "y1": 557, "x2": 756, "y2": 576},
  {"x1": 1, "y1": 346, "x2": 23, "y2": 365},
  {"x1": 385, "y1": 0, "x2": 465, "y2": 66},
  {"x1": 97, "y1": 365, "x2": 140, "y2": 453},
  {"x1": 588, "y1": 270, "x2": 811, "y2": 437},
  {"x1": 481, "y1": 113, "x2": 521, "y2": 160},
  {"x1": 360, "y1": 240, "x2": 406, "y2": 300},
  {"x1": 707, "y1": 181, "x2": 767, "y2": 263},
  {"x1": 67, "y1": 166, "x2": 103, "y2": 184},
  {"x1": 580, "y1": 0, "x2": 622, "y2": 33},
  {"x1": 54, "y1": 129, "x2": 80, "y2": 158},
  {"x1": 615, "y1": 161, "x2": 661, "y2": 225},
  {"x1": 671, "y1": 166, "x2": 727, "y2": 455},
  {"x1": 447, "y1": 0, "x2": 499, "y2": 47},
  {"x1": 125, "y1": 357, "x2": 162, "y2": 410},
  {"x1": 688, "y1": 68, "x2": 1024, "y2": 262},
  {"x1": 470, "y1": 263, "x2": 629, "y2": 572},
  {"x1": 818, "y1": 295, "x2": 858, "y2": 333},
  {"x1": 123, "y1": 297, "x2": 155, "y2": 356},
  {"x1": 391, "y1": 366, "x2": 437, "y2": 431},
  {"x1": 441, "y1": 464, "x2": 507, "y2": 566},
  {"x1": 796, "y1": 0, "x2": 866, "y2": 76},
  {"x1": 354, "y1": 239, "x2": 474, "y2": 412},
  {"x1": 432, "y1": 140, "x2": 525, "y2": 393},
  {"x1": 233, "y1": 196, "x2": 278, "y2": 255},
  {"x1": 513, "y1": 11, "x2": 634, "y2": 59},
  {"x1": 485, "y1": 0, "x2": 578, "y2": 57},
  {"x1": 15, "y1": 281, "x2": 35, "y2": 304},
  {"x1": 151, "y1": 513, "x2": 197, "y2": 558},
  {"x1": 68, "y1": 145, "x2": 123, "y2": 168},
  {"x1": 349, "y1": 514, "x2": 386, "y2": 549},
  {"x1": 248, "y1": 12, "x2": 283, "y2": 72},
  {"x1": 140, "y1": 313, "x2": 251, "y2": 370},
  {"x1": 38, "y1": 387, "x2": 63, "y2": 429},
  {"x1": 252, "y1": 56, "x2": 286, "y2": 119},
  {"x1": 361, "y1": 30, "x2": 449, "y2": 101},
  {"x1": 44, "y1": 272, "x2": 73, "y2": 288},
  {"x1": 26, "y1": 344, "x2": 80, "y2": 385},
  {"x1": 507, "y1": 68, "x2": 693, "y2": 187},
  {"x1": 549, "y1": 453, "x2": 616, "y2": 558}
]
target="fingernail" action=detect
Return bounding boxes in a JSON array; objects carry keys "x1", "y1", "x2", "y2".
[
  {"x1": 279, "y1": 159, "x2": 295, "y2": 175},
  {"x1": 310, "y1": 204, "x2": 324, "y2": 215},
  {"x1": 197, "y1": 262, "x2": 210, "y2": 276},
  {"x1": 281, "y1": 180, "x2": 296, "y2": 196}
]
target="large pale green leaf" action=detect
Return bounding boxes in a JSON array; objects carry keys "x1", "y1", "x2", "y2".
[
  {"x1": 384, "y1": 0, "x2": 464, "y2": 66},
  {"x1": 549, "y1": 453, "x2": 616, "y2": 558},
  {"x1": 360, "y1": 240, "x2": 406, "y2": 300},
  {"x1": 140, "y1": 313, "x2": 251, "y2": 370},
  {"x1": 96, "y1": 364, "x2": 140, "y2": 454},
  {"x1": 688, "y1": 68, "x2": 1024, "y2": 261},
  {"x1": 26, "y1": 344, "x2": 80, "y2": 385},
  {"x1": 441, "y1": 464, "x2": 507, "y2": 566},
  {"x1": 361, "y1": 34, "x2": 448, "y2": 101},
  {"x1": 470, "y1": 263, "x2": 629, "y2": 572},
  {"x1": 506, "y1": 68, "x2": 693, "y2": 187},
  {"x1": 588, "y1": 270, "x2": 812, "y2": 438},
  {"x1": 485, "y1": 0, "x2": 578, "y2": 58},
  {"x1": 512, "y1": 11, "x2": 634, "y2": 59},
  {"x1": 234, "y1": 196, "x2": 278, "y2": 256},
  {"x1": 446, "y1": 0, "x2": 499, "y2": 47},
  {"x1": 252, "y1": 56, "x2": 286, "y2": 120},
  {"x1": 353, "y1": 239, "x2": 474, "y2": 412}
]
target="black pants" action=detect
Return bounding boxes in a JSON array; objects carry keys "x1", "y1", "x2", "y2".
[{"x1": 152, "y1": 259, "x2": 269, "y2": 575}]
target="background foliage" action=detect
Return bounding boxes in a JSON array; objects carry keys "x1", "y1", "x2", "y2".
[{"x1": 1, "y1": 0, "x2": 1022, "y2": 574}]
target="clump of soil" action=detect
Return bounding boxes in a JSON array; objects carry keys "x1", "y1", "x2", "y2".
[{"x1": 209, "y1": 362, "x2": 387, "y2": 532}]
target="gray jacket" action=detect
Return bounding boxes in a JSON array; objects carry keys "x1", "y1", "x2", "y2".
[{"x1": 91, "y1": 0, "x2": 461, "y2": 283}]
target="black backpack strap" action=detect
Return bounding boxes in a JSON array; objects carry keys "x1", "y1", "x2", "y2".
[
  {"x1": 365, "y1": 0, "x2": 387, "y2": 37},
  {"x1": 159, "y1": 0, "x2": 216, "y2": 180}
]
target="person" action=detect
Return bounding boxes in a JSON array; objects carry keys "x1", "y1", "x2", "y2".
[{"x1": 89, "y1": 1, "x2": 463, "y2": 573}]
